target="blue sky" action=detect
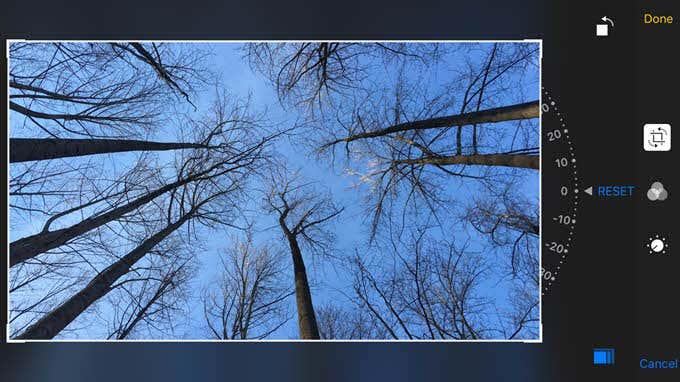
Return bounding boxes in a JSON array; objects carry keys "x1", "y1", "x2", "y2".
[{"x1": 9, "y1": 42, "x2": 540, "y2": 340}]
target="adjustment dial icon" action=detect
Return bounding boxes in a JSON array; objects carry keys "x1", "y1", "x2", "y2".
[{"x1": 646, "y1": 234, "x2": 669, "y2": 255}]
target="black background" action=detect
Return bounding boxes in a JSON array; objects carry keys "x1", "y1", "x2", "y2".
[{"x1": 1, "y1": 0, "x2": 677, "y2": 381}]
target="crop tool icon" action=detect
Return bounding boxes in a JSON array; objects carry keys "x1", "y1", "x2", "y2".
[{"x1": 643, "y1": 124, "x2": 671, "y2": 151}]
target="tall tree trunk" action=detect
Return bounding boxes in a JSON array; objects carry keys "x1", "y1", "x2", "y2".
[
  {"x1": 10, "y1": 162, "x2": 219, "y2": 267},
  {"x1": 283, "y1": 232, "x2": 320, "y2": 339},
  {"x1": 10, "y1": 138, "x2": 207, "y2": 163},
  {"x1": 322, "y1": 100, "x2": 539, "y2": 148},
  {"x1": 15, "y1": 212, "x2": 193, "y2": 340},
  {"x1": 398, "y1": 154, "x2": 539, "y2": 170}
]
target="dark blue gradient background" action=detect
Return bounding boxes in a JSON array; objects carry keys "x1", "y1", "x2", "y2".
[
  {"x1": 1, "y1": 343, "x2": 547, "y2": 381},
  {"x1": 1, "y1": 1, "x2": 577, "y2": 381}
]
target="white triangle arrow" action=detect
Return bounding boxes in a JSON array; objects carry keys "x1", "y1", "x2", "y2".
[{"x1": 585, "y1": 186, "x2": 593, "y2": 196}]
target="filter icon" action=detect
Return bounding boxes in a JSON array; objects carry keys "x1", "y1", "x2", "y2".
[{"x1": 646, "y1": 182, "x2": 668, "y2": 201}]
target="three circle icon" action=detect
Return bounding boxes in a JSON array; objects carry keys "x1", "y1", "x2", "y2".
[{"x1": 646, "y1": 182, "x2": 668, "y2": 201}]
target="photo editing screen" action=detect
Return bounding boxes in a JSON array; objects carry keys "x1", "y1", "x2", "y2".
[{"x1": 0, "y1": 0, "x2": 676, "y2": 381}]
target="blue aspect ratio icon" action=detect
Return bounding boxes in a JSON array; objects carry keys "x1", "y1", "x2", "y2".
[{"x1": 594, "y1": 348, "x2": 615, "y2": 365}]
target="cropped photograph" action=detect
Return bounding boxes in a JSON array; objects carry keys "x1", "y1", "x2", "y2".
[{"x1": 8, "y1": 41, "x2": 541, "y2": 341}]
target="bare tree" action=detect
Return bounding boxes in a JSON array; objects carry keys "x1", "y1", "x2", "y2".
[
  {"x1": 10, "y1": 188, "x2": 193, "y2": 340},
  {"x1": 15, "y1": 216, "x2": 192, "y2": 338},
  {"x1": 10, "y1": 94, "x2": 275, "y2": 267},
  {"x1": 11, "y1": 90, "x2": 280, "y2": 339},
  {"x1": 8, "y1": 42, "x2": 216, "y2": 247},
  {"x1": 246, "y1": 42, "x2": 442, "y2": 114},
  {"x1": 14, "y1": 153, "x2": 253, "y2": 339},
  {"x1": 247, "y1": 43, "x2": 540, "y2": 340},
  {"x1": 106, "y1": 243, "x2": 194, "y2": 340},
  {"x1": 109, "y1": 42, "x2": 202, "y2": 109},
  {"x1": 9, "y1": 159, "x2": 164, "y2": 338},
  {"x1": 465, "y1": 181, "x2": 539, "y2": 278},
  {"x1": 10, "y1": 138, "x2": 215, "y2": 163},
  {"x1": 263, "y1": 170, "x2": 344, "y2": 339},
  {"x1": 9, "y1": 86, "x2": 248, "y2": 163},
  {"x1": 320, "y1": 101, "x2": 538, "y2": 151},
  {"x1": 467, "y1": 193, "x2": 539, "y2": 238},
  {"x1": 9, "y1": 42, "x2": 209, "y2": 139},
  {"x1": 316, "y1": 303, "x2": 388, "y2": 339},
  {"x1": 344, "y1": 228, "x2": 539, "y2": 340},
  {"x1": 202, "y1": 235, "x2": 292, "y2": 340},
  {"x1": 310, "y1": 43, "x2": 541, "y2": 239},
  {"x1": 463, "y1": 183, "x2": 539, "y2": 339}
]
